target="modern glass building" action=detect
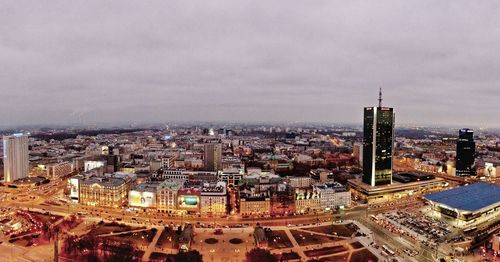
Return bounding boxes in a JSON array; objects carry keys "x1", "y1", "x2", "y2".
[
  {"x1": 362, "y1": 92, "x2": 395, "y2": 186},
  {"x1": 456, "y1": 128, "x2": 475, "y2": 176}
]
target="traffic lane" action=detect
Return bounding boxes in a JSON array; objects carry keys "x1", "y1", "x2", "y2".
[{"x1": 7, "y1": 201, "x2": 370, "y2": 228}]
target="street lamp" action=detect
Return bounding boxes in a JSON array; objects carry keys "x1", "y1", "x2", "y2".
[
  {"x1": 209, "y1": 249, "x2": 215, "y2": 262},
  {"x1": 234, "y1": 248, "x2": 240, "y2": 262}
]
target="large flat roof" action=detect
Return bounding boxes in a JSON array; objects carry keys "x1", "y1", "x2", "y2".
[{"x1": 424, "y1": 182, "x2": 500, "y2": 212}]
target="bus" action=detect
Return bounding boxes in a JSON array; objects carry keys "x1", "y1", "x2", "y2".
[
  {"x1": 370, "y1": 215, "x2": 379, "y2": 221},
  {"x1": 382, "y1": 245, "x2": 395, "y2": 256}
]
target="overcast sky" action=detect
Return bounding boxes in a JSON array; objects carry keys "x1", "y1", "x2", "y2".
[{"x1": 1, "y1": 1, "x2": 500, "y2": 128}]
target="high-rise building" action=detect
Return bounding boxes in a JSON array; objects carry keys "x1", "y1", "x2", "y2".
[
  {"x1": 362, "y1": 89, "x2": 394, "y2": 186},
  {"x1": 204, "y1": 143, "x2": 222, "y2": 171},
  {"x1": 456, "y1": 128, "x2": 475, "y2": 176},
  {"x1": 3, "y1": 134, "x2": 29, "y2": 182}
]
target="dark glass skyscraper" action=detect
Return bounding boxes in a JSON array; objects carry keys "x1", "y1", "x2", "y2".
[
  {"x1": 455, "y1": 128, "x2": 475, "y2": 176},
  {"x1": 362, "y1": 90, "x2": 394, "y2": 186}
]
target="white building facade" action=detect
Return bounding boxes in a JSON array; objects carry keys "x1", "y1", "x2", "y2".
[{"x1": 3, "y1": 134, "x2": 29, "y2": 182}]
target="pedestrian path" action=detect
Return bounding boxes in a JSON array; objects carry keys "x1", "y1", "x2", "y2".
[
  {"x1": 142, "y1": 227, "x2": 164, "y2": 262},
  {"x1": 97, "y1": 228, "x2": 151, "y2": 238},
  {"x1": 295, "y1": 228, "x2": 350, "y2": 240},
  {"x1": 283, "y1": 228, "x2": 307, "y2": 260}
]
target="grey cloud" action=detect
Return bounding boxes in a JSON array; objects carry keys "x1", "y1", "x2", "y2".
[{"x1": 1, "y1": 0, "x2": 500, "y2": 127}]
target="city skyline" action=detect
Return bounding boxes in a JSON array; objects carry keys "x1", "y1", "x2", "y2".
[{"x1": 1, "y1": 1, "x2": 500, "y2": 128}]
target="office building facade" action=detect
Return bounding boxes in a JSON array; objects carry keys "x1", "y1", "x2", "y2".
[
  {"x1": 456, "y1": 128, "x2": 475, "y2": 176},
  {"x1": 204, "y1": 143, "x2": 222, "y2": 171},
  {"x1": 363, "y1": 92, "x2": 395, "y2": 186},
  {"x1": 3, "y1": 134, "x2": 29, "y2": 182}
]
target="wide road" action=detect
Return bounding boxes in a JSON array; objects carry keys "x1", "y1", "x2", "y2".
[{"x1": 6, "y1": 199, "x2": 371, "y2": 227}]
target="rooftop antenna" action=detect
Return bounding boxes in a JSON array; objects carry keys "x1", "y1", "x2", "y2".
[{"x1": 378, "y1": 87, "x2": 383, "y2": 107}]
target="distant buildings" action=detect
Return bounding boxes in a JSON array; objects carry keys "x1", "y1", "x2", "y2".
[
  {"x1": 455, "y1": 128, "x2": 475, "y2": 176},
  {"x1": 352, "y1": 142, "x2": 363, "y2": 165},
  {"x1": 204, "y1": 143, "x2": 222, "y2": 171},
  {"x1": 362, "y1": 90, "x2": 394, "y2": 186},
  {"x1": 3, "y1": 134, "x2": 29, "y2": 182}
]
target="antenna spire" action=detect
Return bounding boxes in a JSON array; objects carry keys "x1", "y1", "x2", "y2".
[{"x1": 378, "y1": 87, "x2": 383, "y2": 107}]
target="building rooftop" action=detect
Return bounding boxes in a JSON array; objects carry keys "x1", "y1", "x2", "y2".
[
  {"x1": 424, "y1": 182, "x2": 500, "y2": 212},
  {"x1": 157, "y1": 179, "x2": 184, "y2": 190},
  {"x1": 132, "y1": 182, "x2": 159, "y2": 192},
  {"x1": 201, "y1": 181, "x2": 227, "y2": 195}
]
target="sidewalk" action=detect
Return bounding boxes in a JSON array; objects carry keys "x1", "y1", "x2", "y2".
[{"x1": 142, "y1": 227, "x2": 164, "y2": 262}]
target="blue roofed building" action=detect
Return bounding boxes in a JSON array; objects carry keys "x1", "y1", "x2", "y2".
[{"x1": 424, "y1": 183, "x2": 500, "y2": 227}]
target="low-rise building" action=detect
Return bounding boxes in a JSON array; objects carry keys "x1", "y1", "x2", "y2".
[
  {"x1": 314, "y1": 182, "x2": 351, "y2": 211},
  {"x1": 295, "y1": 188, "x2": 321, "y2": 213},
  {"x1": 240, "y1": 197, "x2": 270, "y2": 216},
  {"x1": 309, "y1": 169, "x2": 334, "y2": 182},
  {"x1": 218, "y1": 168, "x2": 244, "y2": 186},
  {"x1": 157, "y1": 179, "x2": 184, "y2": 213},
  {"x1": 200, "y1": 181, "x2": 227, "y2": 216},
  {"x1": 289, "y1": 176, "x2": 313, "y2": 188},
  {"x1": 270, "y1": 184, "x2": 295, "y2": 215},
  {"x1": 79, "y1": 173, "x2": 135, "y2": 208}
]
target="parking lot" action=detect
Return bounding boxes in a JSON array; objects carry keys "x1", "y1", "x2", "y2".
[{"x1": 382, "y1": 211, "x2": 451, "y2": 244}]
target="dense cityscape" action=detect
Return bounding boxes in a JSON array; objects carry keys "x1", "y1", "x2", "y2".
[{"x1": 0, "y1": 90, "x2": 499, "y2": 262}]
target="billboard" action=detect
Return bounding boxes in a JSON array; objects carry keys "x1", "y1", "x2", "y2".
[
  {"x1": 84, "y1": 161, "x2": 105, "y2": 172},
  {"x1": 67, "y1": 177, "x2": 79, "y2": 202},
  {"x1": 178, "y1": 195, "x2": 200, "y2": 210},
  {"x1": 129, "y1": 191, "x2": 156, "y2": 208}
]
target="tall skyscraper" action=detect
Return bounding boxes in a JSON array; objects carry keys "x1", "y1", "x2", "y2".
[
  {"x1": 3, "y1": 133, "x2": 29, "y2": 182},
  {"x1": 362, "y1": 89, "x2": 394, "y2": 186},
  {"x1": 204, "y1": 143, "x2": 222, "y2": 172},
  {"x1": 455, "y1": 128, "x2": 475, "y2": 176}
]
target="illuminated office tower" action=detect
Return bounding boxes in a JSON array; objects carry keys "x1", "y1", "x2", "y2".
[
  {"x1": 362, "y1": 89, "x2": 394, "y2": 186},
  {"x1": 455, "y1": 128, "x2": 475, "y2": 176},
  {"x1": 204, "y1": 143, "x2": 222, "y2": 172},
  {"x1": 3, "y1": 133, "x2": 29, "y2": 182}
]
